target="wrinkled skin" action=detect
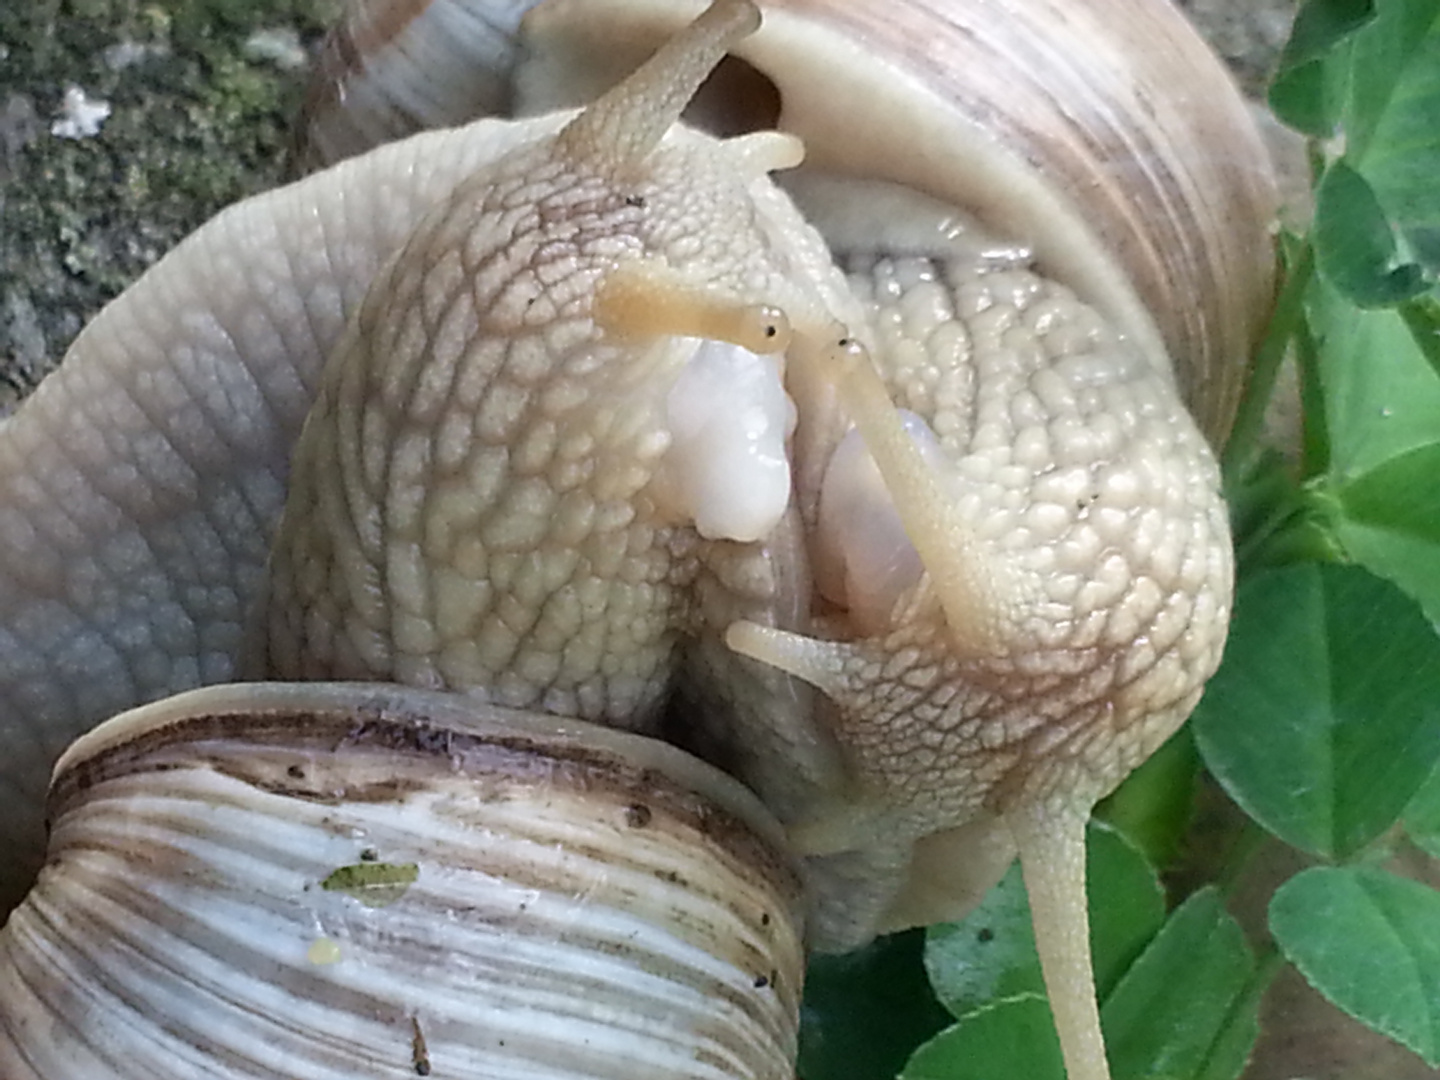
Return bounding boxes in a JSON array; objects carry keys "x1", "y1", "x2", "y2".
[{"x1": 0, "y1": 3, "x2": 1240, "y2": 1079}]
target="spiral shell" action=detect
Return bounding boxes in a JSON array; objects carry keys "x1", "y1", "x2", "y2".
[
  {"x1": 297, "y1": 0, "x2": 534, "y2": 169},
  {"x1": 300, "y1": 0, "x2": 1277, "y2": 442},
  {"x1": 0, "y1": 683, "x2": 803, "y2": 1079}
]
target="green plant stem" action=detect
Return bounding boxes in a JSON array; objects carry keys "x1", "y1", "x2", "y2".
[
  {"x1": 1237, "y1": 944, "x2": 1287, "y2": 1021},
  {"x1": 1294, "y1": 308, "x2": 1330, "y2": 479},
  {"x1": 1233, "y1": 495, "x2": 1305, "y2": 571},
  {"x1": 1222, "y1": 241, "x2": 1317, "y2": 488},
  {"x1": 1196, "y1": 943, "x2": 1285, "y2": 1080},
  {"x1": 1248, "y1": 943, "x2": 1287, "y2": 990},
  {"x1": 1215, "y1": 819, "x2": 1272, "y2": 900},
  {"x1": 1398, "y1": 294, "x2": 1440, "y2": 382}
]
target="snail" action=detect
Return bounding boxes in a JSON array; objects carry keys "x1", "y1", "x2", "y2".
[{"x1": 0, "y1": 1, "x2": 1278, "y2": 1079}]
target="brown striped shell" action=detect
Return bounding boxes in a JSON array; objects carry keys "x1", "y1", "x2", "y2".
[
  {"x1": 299, "y1": 0, "x2": 1278, "y2": 444},
  {"x1": 0, "y1": 682, "x2": 804, "y2": 1080}
]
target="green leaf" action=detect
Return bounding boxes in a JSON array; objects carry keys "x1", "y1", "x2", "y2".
[
  {"x1": 908, "y1": 892, "x2": 1260, "y2": 1080},
  {"x1": 1398, "y1": 294, "x2": 1440, "y2": 381},
  {"x1": 923, "y1": 823, "x2": 1163, "y2": 1018},
  {"x1": 1337, "y1": 443, "x2": 1440, "y2": 535},
  {"x1": 1304, "y1": 222, "x2": 1440, "y2": 618},
  {"x1": 1284, "y1": 0, "x2": 1377, "y2": 64},
  {"x1": 1269, "y1": 0, "x2": 1376, "y2": 135},
  {"x1": 1102, "y1": 889, "x2": 1259, "y2": 1080},
  {"x1": 1314, "y1": 161, "x2": 1427, "y2": 307},
  {"x1": 900, "y1": 996, "x2": 1065, "y2": 1080},
  {"x1": 1308, "y1": 277, "x2": 1440, "y2": 481},
  {"x1": 1193, "y1": 563, "x2": 1440, "y2": 859},
  {"x1": 799, "y1": 930, "x2": 952, "y2": 1080},
  {"x1": 1277, "y1": 2, "x2": 1440, "y2": 301},
  {"x1": 1341, "y1": 0, "x2": 1439, "y2": 144},
  {"x1": 1404, "y1": 766, "x2": 1440, "y2": 860},
  {"x1": 1333, "y1": 515, "x2": 1440, "y2": 624},
  {"x1": 925, "y1": 861, "x2": 1039, "y2": 1015},
  {"x1": 1271, "y1": 866, "x2": 1440, "y2": 1066},
  {"x1": 1330, "y1": 443, "x2": 1440, "y2": 619},
  {"x1": 1096, "y1": 727, "x2": 1201, "y2": 871},
  {"x1": 1341, "y1": 1, "x2": 1440, "y2": 270}
]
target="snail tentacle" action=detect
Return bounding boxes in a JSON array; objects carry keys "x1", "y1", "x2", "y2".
[
  {"x1": 593, "y1": 260, "x2": 795, "y2": 355},
  {"x1": 796, "y1": 328, "x2": 1022, "y2": 658},
  {"x1": 1010, "y1": 801, "x2": 1110, "y2": 1080},
  {"x1": 554, "y1": 0, "x2": 760, "y2": 167}
]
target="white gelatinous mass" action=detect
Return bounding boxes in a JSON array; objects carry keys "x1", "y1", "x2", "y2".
[
  {"x1": 816, "y1": 409, "x2": 948, "y2": 635},
  {"x1": 659, "y1": 338, "x2": 795, "y2": 543}
]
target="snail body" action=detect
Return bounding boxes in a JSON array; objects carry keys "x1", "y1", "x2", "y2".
[{"x1": 0, "y1": 2, "x2": 1276, "y2": 1079}]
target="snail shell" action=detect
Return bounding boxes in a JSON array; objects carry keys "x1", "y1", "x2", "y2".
[
  {"x1": 302, "y1": 0, "x2": 1278, "y2": 443},
  {"x1": 0, "y1": 2, "x2": 1278, "y2": 1079},
  {"x1": 0, "y1": 682, "x2": 803, "y2": 1079},
  {"x1": 296, "y1": 0, "x2": 536, "y2": 169}
]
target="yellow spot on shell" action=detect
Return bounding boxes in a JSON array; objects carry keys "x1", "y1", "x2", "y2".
[{"x1": 307, "y1": 937, "x2": 342, "y2": 965}]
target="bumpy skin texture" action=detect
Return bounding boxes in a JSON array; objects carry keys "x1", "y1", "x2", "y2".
[
  {"x1": 0, "y1": 0, "x2": 1232, "y2": 927},
  {"x1": 0, "y1": 117, "x2": 562, "y2": 901},
  {"x1": 0, "y1": 5, "x2": 1240, "y2": 1078},
  {"x1": 805, "y1": 253, "x2": 1229, "y2": 936},
  {"x1": 258, "y1": 125, "x2": 859, "y2": 728},
  {"x1": 260, "y1": 92, "x2": 1232, "y2": 955},
  {"x1": 673, "y1": 242, "x2": 1231, "y2": 948},
  {"x1": 825, "y1": 253, "x2": 1228, "y2": 826}
]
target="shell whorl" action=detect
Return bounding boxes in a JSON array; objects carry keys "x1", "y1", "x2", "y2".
[
  {"x1": 1, "y1": 683, "x2": 804, "y2": 1080},
  {"x1": 303, "y1": 0, "x2": 1278, "y2": 444}
]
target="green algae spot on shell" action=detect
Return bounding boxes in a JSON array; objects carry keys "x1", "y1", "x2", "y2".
[{"x1": 320, "y1": 861, "x2": 420, "y2": 907}]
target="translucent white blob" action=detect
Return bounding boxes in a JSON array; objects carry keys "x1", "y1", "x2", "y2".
[
  {"x1": 816, "y1": 410, "x2": 947, "y2": 635},
  {"x1": 782, "y1": 173, "x2": 1032, "y2": 268},
  {"x1": 660, "y1": 339, "x2": 796, "y2": 543}
]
